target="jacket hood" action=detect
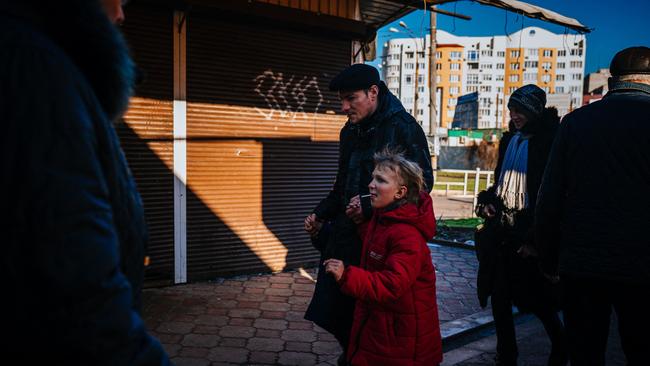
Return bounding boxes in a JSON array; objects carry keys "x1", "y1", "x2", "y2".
[
  {"x1": 0, "y1": 0, "x2": 135, "y2": 121},
  {"x1": 378, "y1": 191, "x2": 436, "y2": 240}
]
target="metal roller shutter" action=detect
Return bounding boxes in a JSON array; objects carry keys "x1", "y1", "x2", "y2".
[
  {"x1": 186, "y1": 11, "x2": 349, "y2": 279},
  {"x1": 118, "y1": 4, "x2": 175, "y2": 285}
]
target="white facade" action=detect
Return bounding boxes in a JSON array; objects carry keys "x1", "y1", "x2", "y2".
[{"x1": 382, "y1": 26, "x2": 586, "y2": 132}]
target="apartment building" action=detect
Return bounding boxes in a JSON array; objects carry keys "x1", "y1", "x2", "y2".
[{"x1": 382, "y1": 26, "x2": 586, "y2": 131}]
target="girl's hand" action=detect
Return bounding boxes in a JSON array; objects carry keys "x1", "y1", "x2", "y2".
[{"x1": 323, "y1": 259, "x2": 345, "y2": 282}]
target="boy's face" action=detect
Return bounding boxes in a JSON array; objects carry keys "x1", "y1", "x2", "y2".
[{"x1": 368, "y1": 166, "x2": 406, "y2": 209}]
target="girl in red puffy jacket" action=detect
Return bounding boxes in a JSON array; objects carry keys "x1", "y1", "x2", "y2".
[{"x1": 324, "y1": 150, "x2": 442, "y2": 366}]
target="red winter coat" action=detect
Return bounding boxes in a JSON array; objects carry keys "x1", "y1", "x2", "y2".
[{"x1": 339, "y1": 192, "x2": 442, "y2": 366}]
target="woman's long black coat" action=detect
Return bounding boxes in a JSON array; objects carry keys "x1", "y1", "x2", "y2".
[{"x1": 475, "y1": 108, "x2": 559, "y2": 309}]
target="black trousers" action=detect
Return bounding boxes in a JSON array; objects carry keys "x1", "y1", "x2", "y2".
[
  {"x1": 491, "y1": 251, "x2": 566, "y2": 364},
  {"x1": 562, "y1": 275, "x2": 650, "y2": 366}
]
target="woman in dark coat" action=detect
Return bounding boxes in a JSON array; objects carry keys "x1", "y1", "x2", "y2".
[{"x1": 475, "y1": 84, "x2": 567, "y2": 366}]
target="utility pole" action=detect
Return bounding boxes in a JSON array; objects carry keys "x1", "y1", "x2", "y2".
[
  {"x1": 428, "y1": 7, "x2": 437, "y2": 138},
  {"x1": 414, "y1": 42, "x2": 419, "y2": 122}
]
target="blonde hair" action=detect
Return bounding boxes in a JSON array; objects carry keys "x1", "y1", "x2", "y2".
[{"x1": 373, "y1": 148, "x2": 424, "y2": 204}]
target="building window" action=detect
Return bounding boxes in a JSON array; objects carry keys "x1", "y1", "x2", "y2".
[
  {"x1": 418, "y1": 75, "x2": 425, "y2": 83},
  {"x1": 497, "y1": 51, "x2": 505, "y2": 57},
  {"x1": 557, "y1": 62, "x2": 566, "y2": 69},
  {"x1": 450, "y1": 87, "x2": 459, "y2": 95},
  {"x1": 555, "y1": 86, "x2": 565, "y2": 93},
  {"x1": 570, "y1": 86, "x2": 580, "y2": 93},
  {"x1": 570, "y1": 61, "x2": 583, "y2": 68},
  {"x1": 450, "y1": 63, "x2": 460, "y2": 70},
  {"x1": 436, "y1": 63, "x2": 442, "y2": 70},
  {"x1": 558, "y1": 50, "x2": 566, "y2": 57},
  {"x1": 524, "y1": 61, "x2": 538, "y2": 68},
  {"x1": 523, "y1": 73, "x2": 537, "y2": 81},
  {"x1": 435, "y1": 51, "x2": 442, "y2": 58},
  {"x1": 417, "y1": 109, "x2": 424, "y2": 115},
  {"x1": 406, "y1": 52, "x2": 414, "y2": 59},
  {"x1": 570, "y1": 48, "x2": 583, "y2": 56},
  {"x1": 541, "y1": 62, "x2": 552, "y2": 70},
  {"x1": 480, "y1": 85, "x2": 492, "y2": 92},
  {"x1": 483, "y1": 74, "x2": 493, "y2": 81},
  {"x1": 542, "y1": 74, "x2": 551, "y2": 83},
  {"x1": 404, "y1": 63, "x2": 414, "y2": 70},
  {"x1": 448, "y1": 98, "x2": 457, "y2": 106},
  {"x1": 496, "y1": 74, "x2": 505, "y2": 81},
  {"x1": 572, "y1": 73, "x2": 582, "y2": 80},
  {"x1": 527, "y1": 48, "x2": 538, "y2": 56},
  {"x1": 508, "y1": 86, "x2": 517, "y2": 94},
  {"x1": 479, "y1": 109, "x2": 491, "y2": 116},
  {"x1": 543, "y1": 49, "x2": 553, "y2": 57},
  {"x1": 466, "y1": 85, "x2": 478, "y2": 93},
  {"x1": 509, "y1": 74, "x2": 519, "y2": 82},
  {"x1": 497, "y1": 63, "x2": 505, "y2": 69},
  {"x1": 510, "y1": 50, "x2": 520, "y2": 58},
  {"x1": 467, "y1": 74, "x2": 479, "y2": 84},
  {"x1": 510, "y1": 63, "x2": 520, "y2": 70},
  {"x1": 450, "y1": 51, "x2": 462, "y2": 60},
  {"x1": 405, "y1": 75, "x2": 413, "y2": 85},
  {"x1": 556, "y1": 74, "x2": 565, "y2": 81},
  {"x1": 480, "y1": 63, "x2": 493, "y2": 69},
  {"x1": 449, "y1": 74, "x2": 460, "y2": 83},
  {"x1": 542, "y1": 86, "x2": 550, "y2": 93},
  {"x1": 387, "y1": 76, "x2": 399, "y2": 84},
  {"x1": 436, "y1": 75, "x2": 441, "y2": 83},
  {"x1": 467, "y1": 50, "x2": 479, "y2": 61},
  {"x1": 481, "y1": 50, "x2": 493, "y2": 57}
]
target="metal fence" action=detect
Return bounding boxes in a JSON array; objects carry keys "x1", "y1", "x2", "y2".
[{"x1": 433, "y1": 168, "x2": 495, "y2": 216}]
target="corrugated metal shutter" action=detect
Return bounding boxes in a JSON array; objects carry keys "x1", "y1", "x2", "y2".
[
  {"x1": 118, "y1": 4, "x2": 175, "y2": 285},
  {"x1": 186, "y1": 11, "x2": 349, "y2": 279}
]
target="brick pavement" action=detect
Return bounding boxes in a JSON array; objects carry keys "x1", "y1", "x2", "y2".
[{"x1": 143, "y1": 244, "x2": 481, "y2": 366}]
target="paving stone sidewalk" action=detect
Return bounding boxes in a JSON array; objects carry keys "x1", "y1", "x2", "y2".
[{"x1": 142, "y1": 244, "x2": 482, "y2": 366}]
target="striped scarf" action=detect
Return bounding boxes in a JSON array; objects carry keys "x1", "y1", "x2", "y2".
[{"x1": 496, "y1": 133, "x2": 529, "y2": 210}]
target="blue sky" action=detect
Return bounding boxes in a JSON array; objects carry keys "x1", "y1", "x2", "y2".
[{"x1": 367, "y1": 0, "x2": 650, "y2": 75}]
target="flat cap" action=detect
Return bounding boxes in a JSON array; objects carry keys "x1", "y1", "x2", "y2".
[
  {"x1": 329, "y1": 64, "x2": 380, "y2": 91},
  {"x1": 610, "y1": 46, "x2": 650, "y2": 76}
]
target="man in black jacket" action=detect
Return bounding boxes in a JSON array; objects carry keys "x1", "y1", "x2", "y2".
[
  {"x1": 303, "y1": 64, "x2": 433, "y2": 360},
  {"x1": 0, "y1": 0, "x2": 169, "y2": 364},
  {"x1": 535, "y1": 47, "x2": 650, "y2": 366}
]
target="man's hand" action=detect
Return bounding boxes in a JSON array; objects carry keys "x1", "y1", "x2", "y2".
[
  {"x1": 482, "y1": 203, "x2": 497, "y2": 218},
  {"x1": 345, "y1": 195, "x2": 364, "y2": 224},
  {"x1": 304, "y1": 213, "x2": 322, "y2": 237},
  {"x1": 323, "y1": 258, "x2": 345, "y2": 282}
]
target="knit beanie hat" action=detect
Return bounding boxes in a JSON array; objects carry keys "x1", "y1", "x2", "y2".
[{"x1": 508, "y1": 84, "x2": 547, "y2": 119}]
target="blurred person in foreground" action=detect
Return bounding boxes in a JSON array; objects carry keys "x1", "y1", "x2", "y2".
[
  {"x1": 535, "y1": 46, "x2": 650, "y2": 366},
  {"x1": 0, "y1": 0, "x2": 170, "y2": 363}
]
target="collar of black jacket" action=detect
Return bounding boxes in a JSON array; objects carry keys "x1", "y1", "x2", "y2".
[
  {"x1": 0, "y1": 0, "x2": 135, "y2": 122},
  {"x1": 608, "y1": 80, "x2": 650, "y2": 96}
]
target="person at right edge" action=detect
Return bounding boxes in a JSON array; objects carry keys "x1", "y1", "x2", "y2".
[
  {"x1": 535, "y1": 46, "x2": 650, "y2": 366},
  {"x1": 475, "y1": 84, "x2": 567, "y2": 366},
  {"x1": 303, "y1": 64, "x2": 433, "y2": 365}
]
